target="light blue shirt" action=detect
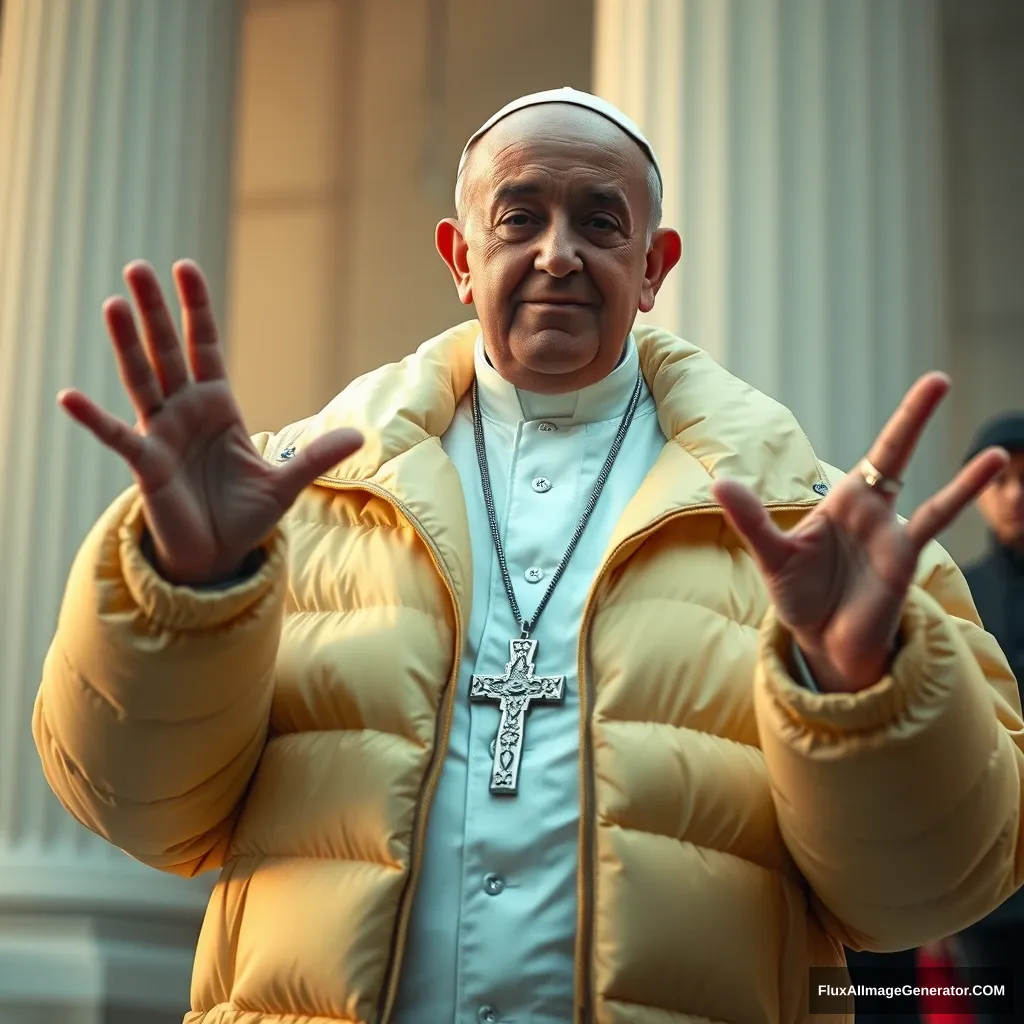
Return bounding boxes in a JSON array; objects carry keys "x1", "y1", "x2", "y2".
[{"x1": 391, "y1": 335, "x2": 667, "y2": 1024}]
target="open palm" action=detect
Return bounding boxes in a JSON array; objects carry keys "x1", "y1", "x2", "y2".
[
  {"x1": 712, "y1": 375, "x2": 1007, "y2": 692},
  {"x1": 59, "y1": 260, "x2": 363, "y2": 585}
]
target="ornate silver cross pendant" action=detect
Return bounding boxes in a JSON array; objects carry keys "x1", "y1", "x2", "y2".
[{"x1": 470, "y1": 638, "x2": 565, "y2": 795}]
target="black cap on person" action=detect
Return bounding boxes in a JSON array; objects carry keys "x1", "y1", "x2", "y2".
[{"x1": 964, "y1": 412, "x2": 1024, "y2": 463}]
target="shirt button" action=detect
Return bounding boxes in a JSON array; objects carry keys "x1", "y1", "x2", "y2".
[
  {"x1": 538, "y1": 421, "x2": 557, "y2": 432},
  {"x1": 531, "y1": 477, "x2": 552, "y2": 493},
  {"x1": 525, "y1": 566, "x2": 543, "y2": 583},
  {"x1": 483, "y1": 873, "x2": 505, "y2": 896},
  {"x1": 478, "y1": 1007, "x2": 498, "y2": 1023}
]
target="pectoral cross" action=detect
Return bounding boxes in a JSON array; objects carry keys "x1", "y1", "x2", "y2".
[{"x1": 470, "y1": 638, "x2": 565, "y2": 795}]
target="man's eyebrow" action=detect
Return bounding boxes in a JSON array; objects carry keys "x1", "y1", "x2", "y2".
[
  {"x1": 584, "y1": 187, "x2": 629, "y2": 211},
  {"x1": 491, "y1": 182, "x2": 630, "y2": 213},
  {"x1": 492, "y1": 181, "x2": 543, "y2": 205}
]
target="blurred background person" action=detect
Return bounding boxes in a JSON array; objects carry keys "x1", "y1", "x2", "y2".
[
  {"x1": 958, "y1": 412, "x2": 1024, "y2": 1023},
  {"x1": 962, "y1": 414, "x2": 1024, "y2": 687},
  {"x1": 844, "y1": 945, "x2": 922, "y2": 1022}
]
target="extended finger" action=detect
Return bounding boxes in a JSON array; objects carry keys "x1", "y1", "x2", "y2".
[
  {"x1": 905, "y1": 446, "x2": 1009, "y2": 550},
  {"x1": 174, "y1": 260, "x2": 227, "y2": 382},
  {"x1": 124, "y1": 260, "x2": 190, "y2": 396},
  {"x1": 58, "y1": 388, "x2": 146, "y2": 467},
  {"x1": 865, "y1": 372, "x2": 950, "y2": 482},
  {"x1": 710, "y1": 478, "x2": 792, "y2": 575},
  {"x1": 103, "y1": 297, "x2": 165, "y2": 421},
  {"x1": 274, "y1": 429, "x2": 365, "y2": 509}
]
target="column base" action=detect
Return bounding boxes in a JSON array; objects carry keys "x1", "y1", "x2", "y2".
[
  {"x1": 0, "y1": 1003, "x2": 183, "y2": 1024},
  {"x1": 0, "y1": 910, "x2": 199, "y2": 1024},
  {"x1": 0, "y1": 845, "x2": 209, "y2": 1024}
]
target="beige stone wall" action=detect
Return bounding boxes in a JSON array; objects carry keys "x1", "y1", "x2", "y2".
[{"x1": 227, "y1": 0, "x2": 593, "y2": 433}]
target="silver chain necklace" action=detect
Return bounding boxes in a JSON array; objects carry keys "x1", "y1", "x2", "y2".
[{"x1": 468, "y1": 366, "x2": 645, "y2": 794}]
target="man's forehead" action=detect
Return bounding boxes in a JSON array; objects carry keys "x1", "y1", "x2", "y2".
[{"x1": 456, "y1": 87, "x2": 661, "y2": 203}]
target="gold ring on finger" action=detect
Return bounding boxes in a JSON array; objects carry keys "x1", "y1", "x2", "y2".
[{"x1": 858, "y1": 457, "x2": 903, "y2": 497}]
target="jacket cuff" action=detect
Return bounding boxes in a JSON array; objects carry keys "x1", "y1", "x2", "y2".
[
  {"x1": 119, "y1": 495, "x2": 286, "y2": 632},
  {"x1": 759, "y1": 589, "x2": 943, "y2": 734},
  {"x1": 138, "y1": 526, "x2": 268, "y2": 590}
]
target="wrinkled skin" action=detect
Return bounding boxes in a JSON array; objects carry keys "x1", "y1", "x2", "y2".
[{"x1": 437, "y1": 103, "x2": 681, "y2": 393}]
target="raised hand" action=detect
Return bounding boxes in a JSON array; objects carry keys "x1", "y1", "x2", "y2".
[
  {"x1": 59, "y1": 260, "x2": 363, "y2": 586},
  {"x1": 711, "y1": 373, "x2": 1008, "y2": 693}
]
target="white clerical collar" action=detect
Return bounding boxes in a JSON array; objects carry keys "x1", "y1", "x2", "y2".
[{"x1": 474, "y1": 334, "x2": 640, "y2": 425}]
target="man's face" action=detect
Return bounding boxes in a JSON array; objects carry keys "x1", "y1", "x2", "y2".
[
  {"x1": 977, "y1": 451, "x2": 1024, "y2": 548},
  {"x1": 437, "y1": 104, "x2": 681, "y2": 393}
]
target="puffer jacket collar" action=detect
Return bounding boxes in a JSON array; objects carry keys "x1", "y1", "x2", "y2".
[
  {"x1": 300, "y1": 320, "x2": 827, "y2": 495},
  {"x1": 283, "y1": 320, "x2": 830, "y2": 603}
]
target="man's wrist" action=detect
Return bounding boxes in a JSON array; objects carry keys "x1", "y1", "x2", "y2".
[
  {"x1": 790, "y1": 635, "x2": 903, "y2": 694},
  {"x1": 796, "y1": 645, "x2": 858, "y2": 693},
  {"x1": 139, "y1": 528, "x2": 266, "y2": 589}
]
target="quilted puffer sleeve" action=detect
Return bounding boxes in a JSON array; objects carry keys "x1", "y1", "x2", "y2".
[
  {"x1": 754, "y1": 540, "x2": 1024, "y2": 952},
  {"x1": 32, "y1": 431, "x2": 288, "y2": 878}
]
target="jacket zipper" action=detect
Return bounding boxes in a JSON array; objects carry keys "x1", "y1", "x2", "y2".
[
  {"x1": 312, "y1": 476, "x2": 463, "y2": 1024},
  {"x1": 572, "y1": 499, "x2": 819, "y2": 1022}
]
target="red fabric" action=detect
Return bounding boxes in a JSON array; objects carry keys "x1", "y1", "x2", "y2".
[{"x1": 916, "y1": 946, "x2": 976, "y2": 1022}]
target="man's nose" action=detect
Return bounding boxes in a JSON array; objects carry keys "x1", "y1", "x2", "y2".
[{"x1": 534, "y1": 217, "x2": 583, "y2": 277}]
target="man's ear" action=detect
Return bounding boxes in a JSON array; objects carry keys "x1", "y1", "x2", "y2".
[
  {"x1": 638, "y1": 228, "x2": 682, "y2": 313},
  {"x1": 436, "y1": 218, "x2": 473, "y2": 305}
]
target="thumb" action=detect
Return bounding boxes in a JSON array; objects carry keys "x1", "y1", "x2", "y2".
[
  {"x1": 274, "y1": 428, "x2": 364, "y2": 507},
  {"x1": 711, "y1": 478, "x2": 790, "y2": 576}
]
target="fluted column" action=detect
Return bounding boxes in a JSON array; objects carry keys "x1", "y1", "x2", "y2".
[
  {"x1": 0, "y1": 1, "x2": 241, "y2": 1020},
  {"x1": 595, "y1": 0, "x2": 948, "y2": 510}
]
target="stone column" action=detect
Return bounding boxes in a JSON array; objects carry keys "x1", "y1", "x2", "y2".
[
  {"x1": 594, "y1": 0, "x2": 948, "y2": 511},
  {"x1": 0, "y1": 1, "x2": 242, "y2": 1021}
]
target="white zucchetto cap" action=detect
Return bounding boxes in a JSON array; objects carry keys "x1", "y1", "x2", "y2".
[{"x1": 456, "y1": 86, "x2": 662, "y2": 204}]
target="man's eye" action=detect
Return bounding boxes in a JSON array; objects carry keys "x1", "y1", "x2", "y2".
[
  {"x1": 501, "y1": 213, "x2": 533, "y2": 228},
  {"x1": 588, "y1": 216, "x2": 618, "y2": 231}
]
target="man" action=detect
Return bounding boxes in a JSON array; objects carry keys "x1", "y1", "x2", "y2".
[
  {"x1": 963, "y1": 414, "x2": 1024, "y2": 688},
  {"x1": 957, "y1": 414, "x2": 1024, "y2": 1021},
  {"x1": 33, "y1": 89, "x2": 1024, "y2": 1024}
]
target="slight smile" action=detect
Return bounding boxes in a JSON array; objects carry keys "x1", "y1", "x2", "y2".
[{"x1": 521, "y1": 300, "x2": 592, "y2": 310}]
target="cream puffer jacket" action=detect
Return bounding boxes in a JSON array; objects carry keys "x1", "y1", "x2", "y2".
[{"x1": 34, "y1": 322, "x2": 1024, "y2": 1024}]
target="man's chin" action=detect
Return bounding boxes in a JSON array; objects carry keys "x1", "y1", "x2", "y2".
[{"x1": 512, "y1": 328, "x2": 600, "y2": 376}]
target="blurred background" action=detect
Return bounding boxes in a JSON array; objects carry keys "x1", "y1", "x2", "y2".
[{"x1": 0, "y1": 0, "x2": 1021, "y2": 1020}]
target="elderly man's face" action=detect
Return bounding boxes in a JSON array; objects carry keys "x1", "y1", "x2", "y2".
[
  {"x1": 437, "y1": 105, "x2": 681, "y2": 393},
  {"x1": 977, "y1": 452, "x2": 1024, "y2": 548}
]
